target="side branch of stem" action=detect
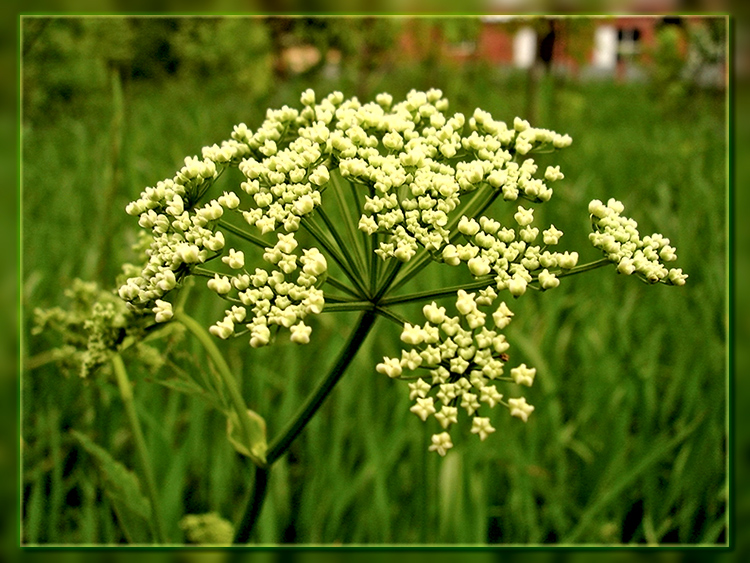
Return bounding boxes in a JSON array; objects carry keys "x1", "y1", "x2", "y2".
[
  {"x1": 177, "y1": 313, "x2": 263, "y2": 467},
  {"x1": 218, "y1": 219, "x2": 270, "y2": 249}
]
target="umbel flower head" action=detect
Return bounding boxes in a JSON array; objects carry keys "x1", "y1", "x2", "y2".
[
  {"x1": 118, "y1": 87, "x2": 575, "y2": 342},
  {"x1": 377, "y1": 290, "x2": 536, "y2": 456},
  {"x1": 113, "y1": 88, "x2": 685, "y2": 455}
]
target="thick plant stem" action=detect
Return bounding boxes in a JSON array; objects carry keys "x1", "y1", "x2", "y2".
[
  {"x1": 233, "y1": 309, "x2": 378, "y2": 543},
  {"x1": 233, "y1": 465, "x2": 269, "y2": 543},
  {"x1": 177, "y1": 313, "x2": 265, "y2": 466},
  {"x1": 111, "y1": 354, "x2": 168, "y2": 543},
  {"x1": 267, "y1": 309, "x2": 378, "y2": 463}
]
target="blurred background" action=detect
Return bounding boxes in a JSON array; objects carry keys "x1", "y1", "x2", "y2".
[{"x1": 14, "y1": 5, "x2": 736, "y2": 559}]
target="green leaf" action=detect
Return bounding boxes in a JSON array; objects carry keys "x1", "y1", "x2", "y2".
[
  {"x1": 154, "y1": 376, "x2": 211, "y2": 400},
  {"x1": 71, "y1": 429, "x2": 152, "y2": 543},
  {"x1": 226, "y1": 409, "x2": 268, "y2": 467}
]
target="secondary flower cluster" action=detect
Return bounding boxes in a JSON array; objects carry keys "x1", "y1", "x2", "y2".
[
  {"x1": 207, "y1": 232, "x2": 327, "y2": 347},
  {"x1": 33, "y1": 279, "x2": 162, "y2": 378},
  {"x1": 119, "y1": 155, "x2": 247, "y2": 318},
  {"x1": 376, "y1": 289, "x2": 536, "y2": 455},
  {"x1": 328, "y1": 90, "x2": 572, "y2": 264},
  {"x1": 444, "y1": 208, "x2": 579, "y2": 295},
  {"x1": 233, "y1": 101, "x2": 331, "y2": 235},
  {"x1": 588, "y1": 198, "x2": 687, "y2": 285}
]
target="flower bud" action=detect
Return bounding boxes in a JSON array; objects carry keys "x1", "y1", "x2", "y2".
[
  {"x1": 538, "y1": 269, "x2": 560, "y2": 290},
  {"x1": 467, "y1": 256, "x2": 491, "y2": 277},
  {"x1": 207, "y1": 274, "x2": 232, "y2": 295},
  {"x1": 153, "y1": 300, "x2": 173, "y2": 323}
]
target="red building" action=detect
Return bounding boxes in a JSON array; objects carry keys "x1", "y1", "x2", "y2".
[{"x1": 398, "y1": 15, "x2": 726, "y2": 85}]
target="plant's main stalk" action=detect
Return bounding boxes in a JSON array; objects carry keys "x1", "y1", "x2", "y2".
[{"x1": 234, "y1": 308, "x2": 378, "y2": 542}]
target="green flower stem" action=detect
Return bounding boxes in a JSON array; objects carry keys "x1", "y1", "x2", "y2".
[
  {"x1": 266, "y1": 309, "x2": 378, "y2": 464},
  {"x1": 323, "y1": 275, "x2": 361, "y2": 298},
  {"x1": 321, "y1": 293, "x2": 364, "y2": 304},
  {"x1": 322, "y1": 301, "x2": 374, "y2": 313},
  {"x1": 373, "y1": 305, "x2": 411, "y2": 327},
  {"x1": 556, "y1": 258, "x2": 611, "y2": 278},
  {"x1": 192, "y1": 167, "x2": 228, "y2": 209},
  {"x1": 381, "y1": 253, "x2": 428, "y2": 298},
  {"x1": 445, "y1": 183, "x2": 495, "y2": 234},
  {"x1": 301, "y1": 216, "x2": 369, "y2": 298},
  {"x1": 386, "y1": 184, "x2": 500, "y2": 296},
  {"x1": 218, "y1": 219, "x2": 271, "y2": 250},
  {"x1": 382, "y1": 259, "x2": 612, "y2": 307},
  {"x1": 380, "y1": 252, "x2": 430, "y2": 298},
  {"x1": 369, "y1": 231, "x2": 379, "y2": 296},
  {"x1": 345, "y1": 176, "x2": 377, "y2": 290},
  {"x1": 381, "y1": 277, "x2": 495, "y2": 307},
  {"x1": 328, "y1": 171, "x2": 371, "y2": 283},
  {"x1": 233, "y1": 309, "x2": 378, "y2": 543},
  {"x1": 176, "y1": 313, "x2": 265, "y2": 467},
  {"x1": 374, "y1": 257, "x2": 406, "y2": 301},
  {"x1": 192, "y1": 267, "x2": 220, "y2": 279},
  {"x1": 316, "y1": 204, "x2": 369, "y2": 294},
  {"x1": 470, "y1": 184, "x2": 507, "y2": 221},
  {"x1": 111, "y1": 354, "x2": 168, "y2": 544},
  {"x1": 233, "y1": 464, "x2": 269, "y2": 543}
]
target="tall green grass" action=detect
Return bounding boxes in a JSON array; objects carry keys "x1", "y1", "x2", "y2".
[{"x1": 22, "y1": 62, "x2": 726, "y2": 545}]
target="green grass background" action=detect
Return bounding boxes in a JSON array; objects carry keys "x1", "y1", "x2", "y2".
[{"x1": 21, "y1": 17, "x2": 728, "y2": 546}]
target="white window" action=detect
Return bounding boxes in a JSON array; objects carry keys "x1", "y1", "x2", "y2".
[
  {"x1": 514, "y1": 27, "x2": 537, "y2": 68},
  {"x1": 592, "y1": 25, "x2": 618, "y2": 70}
]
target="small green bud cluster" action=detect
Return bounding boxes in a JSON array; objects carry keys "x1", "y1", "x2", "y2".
[
  {"x1": 588, "y1": 198, "x2": 687, "y2": 285},
  {"x1": 208, "y1": 232, "x2": 327, "y2": 347},
  {"x1": 376, "y1": 289, "x2": 536, "y2": 455},
  {"x1": 32, "y1": 279, "x2": 160, "y2": 378},
  {"x1": 179, "y1": 512, "x2": 234, "y2": 545}
]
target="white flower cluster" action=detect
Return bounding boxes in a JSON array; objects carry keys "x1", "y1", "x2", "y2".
[
  {"x1": 208, "y1": 232, "x2": 327, "y2": 347},
  {"x1": 376, "y1": 290, "x2": 536, "y2": 455},
  {"x1": 345, "y1": 91, "x2": 571, "y2": 262},
  {"x1": 119, "y1": 147, "x2": 248, "y2": 318},
  {"x1": 588, "y1": 199, "x2": 687, "y2": 285},
  {"x1": 233, "y1": 94, "x2": 334, "y2": 235},
  {"x1": 443, "y1": 207, "x2": 579, "y2": 296},
  {"x1": 241, "y1": 88, "x2": 572, "y2": 264}
]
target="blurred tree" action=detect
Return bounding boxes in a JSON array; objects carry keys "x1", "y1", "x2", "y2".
[
  {"x1": 127, "y1": 18, "x2": 181, "y2": 80},
  {"x1": 645, "y1": 18, "x2": 727, "y2": 114},
  {"x1": 22, "y1": 17, "x2": 134, "y2": 123},
  {"x1": 498, "y1": 17, "x2": 597, "y2": 125},
  {"x1": 267, "y1": 16, "x2": 404, "y2": 99},
  {"x1": 171, "y1": 17, "x2": 274, "y2": 101},
  {"x1": 406, "y1": 17, "x2": 483, "y2": 75},
  {"x1": 648, "y1": 20, "x2": 690, "y2": 111}
]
